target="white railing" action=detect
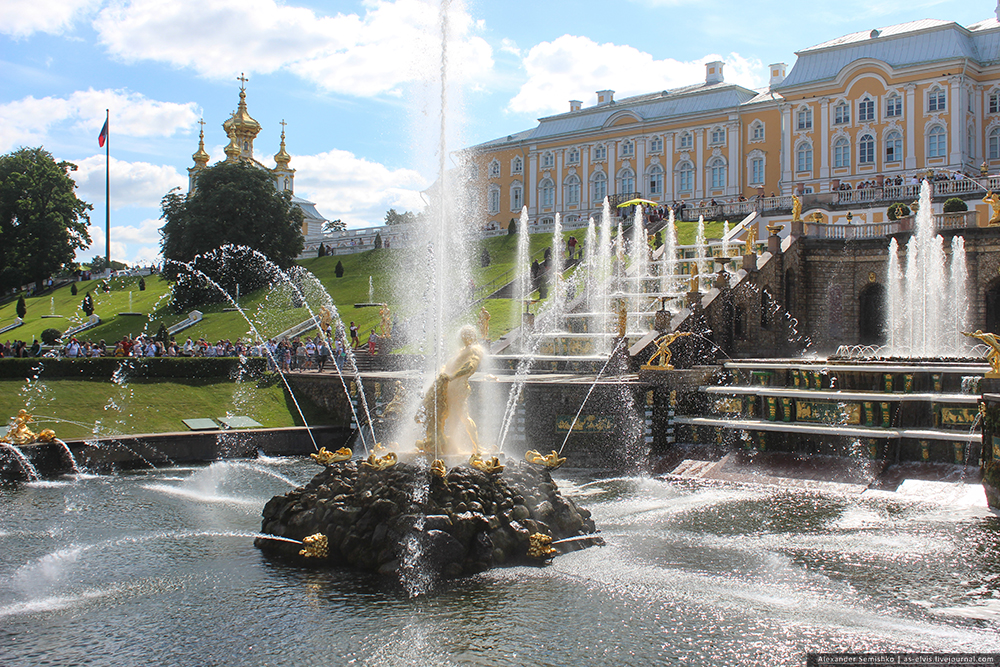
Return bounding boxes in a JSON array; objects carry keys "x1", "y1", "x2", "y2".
[
  {"x1": 168, "y1": 310, "x2": 203, "y2": 335},
  {"x1": 679, "y1": 195, "x2": 792, "y2": 221},
  {"x1": 0, "y1": 317, "x2": 23, "y2": 335},
  {"x1": 805, "y1": 211, "x2": 978, "y2": 239}
]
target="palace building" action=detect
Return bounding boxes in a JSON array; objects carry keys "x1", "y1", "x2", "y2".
[
  {"x1": 187, "y1": 79, "x2": 328, "y2": 239},
  {"x1": 465, "y1": 9, "x2": 1000, "y2": 230}
]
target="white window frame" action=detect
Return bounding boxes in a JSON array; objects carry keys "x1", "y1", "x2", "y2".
[
  {"x1": 708, "y1": 158, "x2": 727, "y2": 190},
  {"x1": 859, "y1": 133, "x2": 875, "y2": 164},
  {"x1": 592, "y1": 145, "x2": 607, "y2": 161},
  {"x1": 512, "y1": 156, "x2": 523, "y2": 174},
  {"x1": 796, "y1": 108, "x2": 812, "y2": 131},
  {"x1": 649, "y1": 136, "x2": 663, "y2": 153},
  {"x1": 858, "y1": 96, "x2": 875, "y2": 122},
  {"x1": 886, "y1": 94, "x2": 902, "y2": 118},
  {"x1": 676, "y1": 161, "x2": 694, "y2": 192},
  {"x1": 927, "y1": 125, "x2": 947, "y2": 158},
  {"x1": 647, "y1": 165, "x2": 663, "y2": 194},
  {"x1": 510, "y1": 182, "x2": 523, "y2": 211},
  {"x1": 928, "y1": 87, "x2": 947, "y2": 113},
  {"x1": 617, "y1": 167, "x2": 635, "y2": 194},
  {"x1": 710, "y1": 127, "x2": 727, "y2": 144},
  {"x1": 679, "y1": 132, "x2": 692, "y2": 150},
  {"x1": 796, "y1": 142, "x2": 813, "y2": 172},
  {"x1": 564, "y1": 174, "x2": 581, "y2": 205},
  {"x1": 620, "y1": 140, "x2": 634, "y2": 157},
  {"x1": 489, "y1": 159, "x2": 500, "y2": 178},
  {"x1": 750, "y1": 157, "x2": 764, "y2": 185},
  {"x1": 834, "y1": 102, "x2": 850, "y2": 125},
  {"x1": 990, "y1": 127, "x2": 1000, "y2": 160},
  {"x1": 567, "y1": 149, "x2": 579, "y2": 165},
  {"x1": 751, "y1": 120, "x2": 765, "y2": 141},
  {"x1": 885, "y1": 131, "x2": 902, "y2": 163},
  {"x1": 834, "y1": 137, "x2": 850, "y2": 168},
  {"x1": 539, "y1": 178, "x2": 554, "y2": 208},
  {"x1": 591, "y1": 172, "x2": 607, "y2": 203}
]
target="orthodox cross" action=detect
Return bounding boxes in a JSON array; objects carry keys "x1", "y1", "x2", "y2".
[{"x1": 237, "y1": 73, "x2": 248, "y2": 90}]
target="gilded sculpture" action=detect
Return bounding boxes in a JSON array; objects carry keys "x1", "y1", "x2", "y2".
[
  {"x1": 641, "y1": 331, "x2": 694, "y2": 371},
  {"x1": 414, "y1": 325, "x2": 484, "y2": 456},
  {"x1": 527, "y1": 532, "x2": 558, "y2": 559},
  {"x1": 743, "y1": 221, "x2": 758, "y2": 253},
  {"x1": 468, "y1": 452, "x2": 504, "y2": 474},
  {"x1": 963, "y1": 330, "x2": 1000, "y2": 377},
  {"x1": 310, "y1": 447, "x2": 353, "y2": 465},
  {"x1": 983, "y1": 191, "x2": 1000, "y2": 226},
  {"x1": 379, "y1": 304, "x2": 392, "y2": 338},
  {"x1": 615, "y1": 298, "x2": 628, "y2": 338},
  {"x1": 525, "y1": 449, "x2": 566, "y2": 469},
  {"x1": 299, "y1": 533, "x2": 329, "y2": 559},
  {"x1": 1, "y1": 410, "x2": 56, "y2": 445},
  {"x1": 791, "y1": 194, "x2": 802, "y2": 222}
]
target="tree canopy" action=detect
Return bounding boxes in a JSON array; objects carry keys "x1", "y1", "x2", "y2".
[
  {"x1": 0, "y1": 147, "x2": 92, "y2": 292},
  {"x1": 160, "y1": 161, "x2": 304, "y2": 275},
  {"x1": 384, "y1": 208, "x2": 420, "y2": 226}
]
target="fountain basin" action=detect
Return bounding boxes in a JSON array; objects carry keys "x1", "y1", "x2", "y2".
[{"x1": 255, "y1": 460, "x2": 600, "y2": 580}]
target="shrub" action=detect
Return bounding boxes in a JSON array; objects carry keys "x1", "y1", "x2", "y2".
[
  {"x1": 374, "y1": 232, "x2": 383, "y2": 249},
  {"x1": 138, "y1": 276, "x2": 146, "y2": 291},
  {"x1": 943, "y1": 198, "x2": 968, "y2": 213},
  {"x1": 16, "y1": 295, "x2": 26, "y2": 319},
  {"x1": 71, "y1": 283, "x2": 78, "y2": 295},
  {"x1": 335, "y1": 260, "x2": 344, "y2": 278},
  {"x1": 887, "y1": 203, "x2": 910, "y2": 220},
  {"x1": 81, "y1": 292, "x2": 94, "y2": 317},
  {"x1": 41, "y1": 328, "x2": 61, "y2": 345},
  {"x1": 508, "y1": 220, "x2": 517, "y2": 235}
]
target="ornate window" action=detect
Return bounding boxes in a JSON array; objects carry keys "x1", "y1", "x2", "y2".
[
  {"x1": 886, "y1": 94, "x2": 902, "y2": 118},
  {"x1": 859, "y1": 134, "x2": 875, "y2": 164},
  {"x1": 679, "y1": 132, "x2": 693, "y2": 149},
  {"x1": 750, "y1": 120, "x2": 765, "y2": 141},
  {"x1": 649, "y1": 136, "x2": 663, "y2": 153},
  {"x1": 928, "y1": 87, "x2": 946, "y2": 112},
  {"x1": 796, "y1": 108, "x2": 812, "y2": 131},
  {"x1": 796, "y1": 142, "x2": 812, "y2": 172},
  {"x1": 567, "y1": 149, "x2": 579, "y2": 164},
  {"x1": 489, "y1": 159, "x2": 500, "y2": 178},
  {"x1": 858, "y1": 96, "x2": 874, "y2": 122},
  {"x1": 708, "y1": 158, "x2": 727, "y2": 190},
  {"x1": 512, "y1": 156, "x2": 523, "y2": 174},
  {"x1": 990, "y1": 92, "x2": 1000, "y2": 114},
  {"x1": 990, "y1": 127, "x2": 1000, "y2": 159},
  {"x1": 487, "y1": 185, "x2": 500, "y2": 214},
  {"x1": 885, "y1": 131, "x2": 902, "y2": 163},
  {"x1": 834, "y1": 102, "x2": 850, "y2": 125},
  {"x1": 620, "y1": 140, "x2": 634, "y2": 157},
  {"x1": 591, "y1": 171, "x2": 607, "y2": 203},
  {"x1": 592, "y1": 145, "x2": 607, "y2": 161},
  {"x1": 510, "y1": 182, "x2": 523, "y2": 211},
  {"x1": 647, "y1": 165, "x2": 663, "y2": 195},
  {"x1": 927, "y1": 125, "x2": 946, "y2": 158},
  {"x1": 676, "y1": 161, "x2": 694, "y2": 192},
  {"x1": 968, "y1": 125, "x2": 976, "y2": 158},
  {"x1": 750, "y1": 157, "x2": 764, "y2": 185},
  {"x1": 564, "y1": 174, "x2": 581, "y2": 205},
  {"x1": 539, "y1": 178, "x2": 555, "y2": 208},
  {"x1": 617, "y1": 167, "x2": 635, "y2": 194},
  {"x1": 710, "y1": 127, "x2": 727, "y2": 144},
  {"x1": 541, "y1": 152, "x2": 554, "y2": 169},
  {"x1": 834, "y1": 137, "x2": 850, "y2": 168}
]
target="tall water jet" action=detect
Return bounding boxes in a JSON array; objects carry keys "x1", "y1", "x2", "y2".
[
  {"x1": 660, "y1": 208, "x2": 677, "y2": 296},
  {"x1": 695, "y1": 216, "x2": 708, "y2": 292},
  {"x1": 584, "y1": 216, "x2": 597, "y2": 312},
  {"x1": 513, "y1": 206, "x2": 531, "y2": 336},
  {"x1": 550, "y1": 213, "x2": 564, "y2": 330},
  {"x1": 597, "y1": 198, "x2": 613, "y2": 351},
  {"x1": 630, "y1": 205, "x2": 648, "y2": 331},
  {"x1": 886, "y1": 181, "x2": 969, "y2": 357},
  {"x1": 721, "y1": 221, "x2": 730, "y2": 257}
]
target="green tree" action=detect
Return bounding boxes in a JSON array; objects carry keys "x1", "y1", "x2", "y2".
[
  {"x1": 0, "y1": 147, "x2": 92, "y2": 292},
  {"x1": 335, "y1": 260, "x2": 344, "y2": 278},
  {"x1": 374, "y1": 232, "x2": 383, "y2": 249},
  {"x1": 384, "y1": 208, "x2": 418, "y2": 225},
  {"x1": 323, "y1": 218, "x2": 345, "y2": 233},
  {"x1": 160, "y1": 161, "x2": 304, "y2": 275},
  {"x1": 70, "y1": 282, "x2": 78, "y2": 295},
  {"x1": 16, "y1": 295, "x2": 26, "y2": 319},
  {"x1": 943, "y1": 197, "x2": 968, "y2": 213},
  {"x1": 81, "y1": 292, "x2": 94, "y2": 317}
]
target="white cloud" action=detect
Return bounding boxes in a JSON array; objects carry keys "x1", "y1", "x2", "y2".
[
  {"x1": 71, "y1": 155, "x2": 186, "y2": 210},
  {"x1": 508, "y1": 35, "x2": 766, "y2": 116},
  {"x1": 93, "y1": 0, "x2": 493, "y2": 97},
  {"x1": 0, "y1": 0, "x2": 99, "y2": 38},
  {"x1": 293, "y1": 149, "x2": 428, "y2": 227},
  {"x1": 0, "y1": 89, "x2": 199, "y2": 152}
]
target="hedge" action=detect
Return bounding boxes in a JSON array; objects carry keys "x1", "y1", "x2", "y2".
[{"x1": 0, "y1": 357, "x2": 269, "y2": 380}]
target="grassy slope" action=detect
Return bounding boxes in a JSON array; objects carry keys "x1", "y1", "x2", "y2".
[{"x1": 0, "y1": 377, "x2": 335, "y2": 440}]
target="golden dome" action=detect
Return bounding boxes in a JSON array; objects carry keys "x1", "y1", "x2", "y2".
[
  {"x1": 222, "y1": 88, "x2": 261, "y2": 138},
  {"x1": 192, "y1": 119, "x2": 210, "y2": 167},
  {"x1": 274, "y1": 121, "x2": 291, "y2": 166}
]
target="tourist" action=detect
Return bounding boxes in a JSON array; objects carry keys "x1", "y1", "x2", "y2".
[
  {"x1": 349, "y1": 321, "x2": 359, "y2": 348},
  {"x1": 368, "y1": 329, "x2": 378, "y2": 355},
  {"x1": 316, "y1": 339, "x2": 330, "y2": 372},
  {"x1": 295, "y1": 339, "x2": 307, "y2": 369}
]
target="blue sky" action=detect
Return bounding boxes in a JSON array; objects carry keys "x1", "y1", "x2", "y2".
[{"x1": 0, "y1": 0, "x2": 989, "y2": 266}]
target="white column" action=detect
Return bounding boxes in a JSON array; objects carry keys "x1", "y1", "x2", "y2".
[
  {"x1": 976, "y1": 86, "x2": 984, "y2": 163},
  {"x1": 555, "y1": 151, "x2": 563, "y2": 211},
  {"x1": 727, "y1": 121, "x2": 739, "y2": 197},
  {"x1": 528, "y1": 152, "x2": 537, "y2": 216},
  {"x1": 664, "y1": 133, "x2": 675, "y2": 202},
  {"x1": 636, "y1": 137, "x2": 646, "y2": 197},
  {"x1": 609, "y1": 141, "x2": 618, "y2": 195},
  {"x1": 582, "y1": 146, "x2": 591, "y2": 210},
  {"x1": 695, "y1": 129, "x2": 705, "y2": 198},
  {"x1": 781, "y1": 105, "x2": 793, "y2": 193},
  {"x1": 905, "y1": 84, "x2": 917, "y2": 170},
  {"x1": 949, "y1": 76, "x2": 963, "y2": 166},
  {"x1": 819, "y1": 98, "x2": 830, "y2": 183}
]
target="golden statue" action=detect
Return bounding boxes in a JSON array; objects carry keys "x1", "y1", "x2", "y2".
[
  {"x1": 380, "y1": 381, "x2": 408, "y2": 423},
  {"x1": 318, "y1": 306, "x2": 333, "y2": 334},
  {"x1": 527, "y1": 532, "x2": 558, "y2": 559},
  {"x1": 414, "y1": 325, "x2": 484, "y2": 456},
  {"x1": 1, "y1": 410, "x2": 56, "y2": 445},
  {"x1": 688, "y1": 274, "x2": 699, "y2": 293},
  {"x1": 791, "y1": 194, "x2": 802, "y2": 222},
  {"x1": 615, "y1": 298, "x2": 628, "y2": 338},
  {"x1": 478, "y1": 306, "x2": 491, "y2": 341},
  {"x1": 963, "y1": 330, "x2": 1000, "y2": 377},
  {"x1": 361, "y1": 449, "x2": 398, "y2": 470},
  {"x1": 744, "y1": 221, "x2": 758, "y2": 253},
  {"x1": 310, "y1": 446, "x2": 352, "y2": 465},
  {"x1": 525, "y1": 449, "x2": 566, "y2": 469},
  {"x1": 983, "y1": 191, "x2": 1000, "y2": 226},
  {"x1": 299, "y1": 533, "x2": 329, "y2": 559},
  {"x1": 469, "y1": 452, "x2": 504, "y2": 474},
  {"x1": 641, "y1": 331, "x2": 694, "y2": 371},
  {"x1": 379, "y1": 304, "x2": 392, "y2": 338},
  {"x1": 430, "y1": 458, "x2": 448, "y2": 479}
]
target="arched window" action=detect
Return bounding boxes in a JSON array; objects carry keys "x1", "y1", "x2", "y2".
[
  {"x1": 885, "y1": 131, "x2": 902, "y2": 163},
  {"x1": 591, "y1": 171, "x2": 607, "y2": 203},
  {"x1": 991, "y1": 91, "x2": 1000, "y2": 114},
  {"x1": 510, "y1": 182, "x2": 523, "y2": 211},
  {"x1": 834, "y1": 137, "x2": 850, "y2": 168},
  {"x1": 489, "y1": 159, "x2": 500, "y2": 178},
  {"x1": 750, "y1": 120, "x2": 765, "y2": 141},
  {"x1": 487, "y1": 185, "x2": 500, "y2": 214},
  {"x1": 796, "y1": 142, "x2": 812, "y2": 172},
  {"x1": 617, "y1": 167, "x2": 635, "y2": 194},
  {"x1": 834, "y1": 102, "x2": 850, "y2": 125},
  {"x1": 564, "y1": 174, "x2": 581, "y2": 205},
  {"x1": 708, "y1": 158, "x2": 727, "y2": 190},
  {"x1": 990, "y1": 127, "x2": 1000, "y2": 160},
  {"x1": 858, "y1": 96, "x2": 874, "y2": 122},
  {"x1": 928, "y1": 87, "x2": 947, "y2": 112},
  {"x1": 679, "y1": 132, "x2": 693, "y2": 149},
  {"x1": 676, "y1": 160, "x2": 694, "y2": 192},
  {"x1": 620, "y1": 140, "x2": 634, "y2": 157},
  {"x1": 886, "y1": 94, "x2": 902, "y2": 118},
  {"x1": 512, "y1": 156, "x2": 523, "y2": 174},
  {"x1": 859, "y1": 134, "x2": 875, "y2": 164},
  {"x1": 647, "y1": 165, "x2": 663, "y2": 195},
  {"x1": 539, "y1": 178, "x2": 554, "y2": 208},
  {"x1": 928, "y1": 125, "x2": 947, "y2": 158}
]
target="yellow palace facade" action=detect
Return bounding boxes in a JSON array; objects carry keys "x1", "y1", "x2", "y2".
[{"x1": 465, "y1": 12, "x2": 1000, "y2": 230}]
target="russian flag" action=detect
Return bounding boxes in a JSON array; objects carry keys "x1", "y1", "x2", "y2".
[{"x1": 98, "y1": 119, "x2": 108, "y2": 148}]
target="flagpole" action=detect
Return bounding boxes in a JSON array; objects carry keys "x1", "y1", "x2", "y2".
[{"x1": 105, "y1": 109, "x2": 110, "y2": 272}]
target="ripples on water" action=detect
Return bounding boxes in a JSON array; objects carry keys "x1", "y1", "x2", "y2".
[{"x1": 0, "y1": 458, "x2": 998, "y2": 666}]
